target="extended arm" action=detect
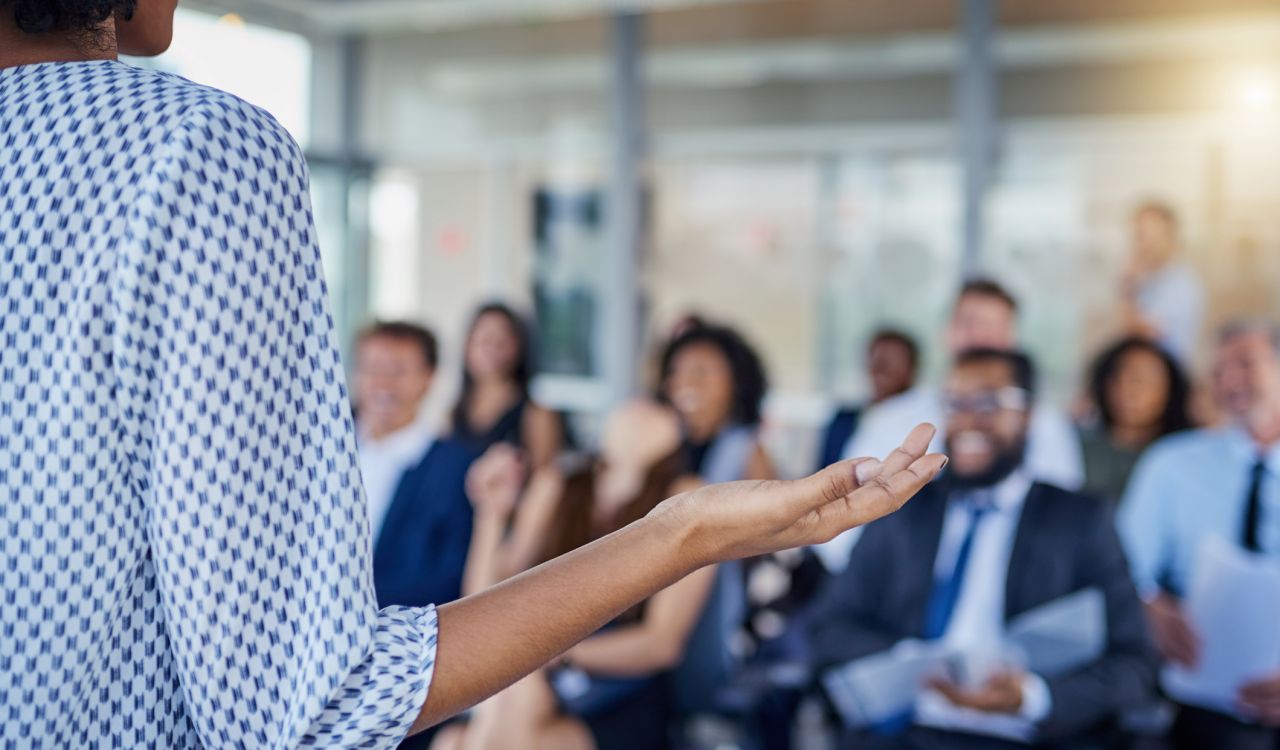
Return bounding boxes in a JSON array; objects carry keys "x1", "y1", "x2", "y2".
[
  {"x1": 412, "y1": 425, "x2": 946, "y2": 733},
  {"x1": 564, "y1": 563, "x2": 718, "y2": 676}
]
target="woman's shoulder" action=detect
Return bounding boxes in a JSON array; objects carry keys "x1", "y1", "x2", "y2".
[{"x1": 107, "y1": 62, "x2": 305, "y2": 167}]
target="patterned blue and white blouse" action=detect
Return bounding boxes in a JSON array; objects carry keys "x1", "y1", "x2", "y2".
[{"x1": 0, "y1": 60, "x2": 437, "y2": 747}]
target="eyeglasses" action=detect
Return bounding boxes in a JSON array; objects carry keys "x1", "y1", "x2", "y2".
[{"x1": 943, "y1": 387, "x2": 1031, "y2": 416}]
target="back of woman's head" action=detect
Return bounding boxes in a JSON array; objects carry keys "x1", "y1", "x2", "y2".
[
  {"x1": 1090, "y1": 336, "x2": 1192, "y2": 438},
  {"x1": 5, "y1": 0, "x2": 135, "y2": 34},
  {"x1": 658, "y1": 324, "x2": 769, "y2": 428}
]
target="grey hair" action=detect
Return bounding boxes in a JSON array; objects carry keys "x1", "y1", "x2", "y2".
[{"x1": 1218, "y1": 319, "x2": 1280, "y2": 353}]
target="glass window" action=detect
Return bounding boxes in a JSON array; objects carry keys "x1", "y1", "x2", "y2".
[{"x1": 129, "y1": 9, "x2": 312, "y2": 147}]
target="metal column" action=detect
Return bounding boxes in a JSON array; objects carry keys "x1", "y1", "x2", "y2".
[
  {"x1": 338, "y1": 35, "x2": 371, "y2": 350},
  {"x1": 956, "y1": 0, "x2": 998, "y2": 276},
  {"x1": 600, "y1": 12, "x2": 646, "y2": 403}
]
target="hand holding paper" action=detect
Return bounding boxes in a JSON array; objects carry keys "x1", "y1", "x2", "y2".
[
  {"x1": 929, "y1": 670, "x2": 1026, "y2": 715},
  {"x1": 1162, "y1": 537, "x2": 1280, "y2": 720},
  {"x1": 1239, "y1": 672, "x2": 1280, "y2": 727},
  {"x1": 1144, "y1": 592, "x2": 1201, "y2": 669}
]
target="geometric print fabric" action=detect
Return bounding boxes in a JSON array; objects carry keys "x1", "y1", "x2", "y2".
[{"x1": 0, "y1": 59, "x2": 436, "y2": 748}]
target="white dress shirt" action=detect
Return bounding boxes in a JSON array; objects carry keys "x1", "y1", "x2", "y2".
[
  {"x1": 358, "y1": 418, "x2": 436, "y2": 544},
  {"x1": 813, "y1": 386, "x2": 1085, "y2": 572},
  {"x1": 912, "y1": 471, "x2": 1053, "y2": 742}
]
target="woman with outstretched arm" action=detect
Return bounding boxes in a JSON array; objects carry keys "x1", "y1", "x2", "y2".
[{"x1": 0, "y1": 3, "x2": 947, "y2": 747}]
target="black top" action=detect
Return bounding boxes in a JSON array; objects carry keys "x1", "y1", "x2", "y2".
[
  {"x1": 683, "y1": 439, "x2": 713, "y2": 476},
  {"x1": 454, "y1": 396, "x2": 527, "y2": 453}
]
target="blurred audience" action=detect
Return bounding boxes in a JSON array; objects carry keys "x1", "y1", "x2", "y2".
[
  {"x1": 353, "y1": 322, "x2": 477, "y2": 609},
  {"x1": 440, "y1": 400, "x2": 713, "y2": 750},
  {"x1": 1078, "y1": 337, "x2": 1194, "y2": 504},
  {"x1": 811, "y1": 349, "x2": 1156, "y2": 749},
  {"x1": 1120, "y1": 201, "x2": 1205, "y2": 366},
  {"x1": 451, "y1": 302, "x2": 564, "y2": 468},
  {"x1": 1119, "y1": 320, "x2": 1280, "y2": 748},
  {"x1": 819, "y1": 279, "x2": 1085, "y2": 572},
  {"x1": 816, "y1": 329, "x2": 920, "y2": 472}
]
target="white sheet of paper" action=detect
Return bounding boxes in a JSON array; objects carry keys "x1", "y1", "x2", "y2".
[
  {"x1": 1163, "y1": 536, "x2": 1280, "y2": 717},
  {"x1": 823, "y1": 589, "x2": 1108, "y2": 731},
  {"x1": 822, "y1": 639, "x2": 955, "y2": 728},
  {"x1": 1005, "y1": 587, "x2": 1106, "y2": 678}
]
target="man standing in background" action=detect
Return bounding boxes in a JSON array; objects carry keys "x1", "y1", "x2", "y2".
[{"x1": 1120, "y1": 201, "x2": 1205, "y2": 366}]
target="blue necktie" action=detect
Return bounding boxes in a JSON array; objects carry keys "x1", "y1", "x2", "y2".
[{"x1": 923, "y1": 492, "x2": 994, "y2": 640}]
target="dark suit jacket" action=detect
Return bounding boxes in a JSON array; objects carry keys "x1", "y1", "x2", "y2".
[
  {"x1": 809, "y1": 479, "x2": 1157, "y2": 742},
  {"x1": 816, "y1": 406, "x2": 864, "y2": 473},
  {"x1": 371, "y1": 439, "x2": 478, "y2": 609}
]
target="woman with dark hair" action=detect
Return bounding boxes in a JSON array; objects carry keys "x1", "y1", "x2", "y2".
[
  {"x1": 659, "y1": 324, "x2": 775, "y2": 483},
  {"x1": 1079, "y1": 336, "x2": 1194, "y2": 503},
  {"x1": 452, "y1": 303, "x2": 564, "y2": 468},
  {"x1": 445, "y1": 401, "x2": 714, "y2": 750},
  {"x1": 0, "y1": 5, "x2": 946, "y2": 748},
  {"x1": 659, "y1": 323, "x2": 824, "y2": 743}
]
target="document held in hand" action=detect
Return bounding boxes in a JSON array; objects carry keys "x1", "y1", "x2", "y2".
[
  {"x1": 822, "y1": 588, "x2": 1106, "y2": 729},
  {"x1": 1163, "y1": 536, "x2": 1280, "y2": 718},
  {"x1": 1005, "y1": 587, "x2": 1106, "y2": 678}
]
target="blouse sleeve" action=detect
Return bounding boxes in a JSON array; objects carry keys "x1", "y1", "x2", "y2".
[{"x1": 113, "y1": 94, "x2": 436, "y2": 749}]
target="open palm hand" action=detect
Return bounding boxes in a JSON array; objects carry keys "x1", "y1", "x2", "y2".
[{"x1": 655, "y1": 423, "x2": 947, "y2": 565}]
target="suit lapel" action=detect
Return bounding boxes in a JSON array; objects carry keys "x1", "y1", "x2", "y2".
[
  {"x1": 1003, "y1": 481, "x2": 1045, "y2": 621},
  {"x1": 372, "y1": 443, "x2": 436, "y2": 563}
]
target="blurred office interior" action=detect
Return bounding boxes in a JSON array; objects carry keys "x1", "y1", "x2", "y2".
[{"x1": 135, "y1": 0, "x2": 1280, "y2": 476}]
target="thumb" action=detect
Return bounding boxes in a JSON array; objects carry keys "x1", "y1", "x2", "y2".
[{"x1": 797, "y1": 458, "x2": 885, "y2": 511}]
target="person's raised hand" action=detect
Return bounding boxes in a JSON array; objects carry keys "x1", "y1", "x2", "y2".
[
  {"x1": 655, "y1": 423, "x2": 946, "y2": 566},
  {"x1": 465, "y1": 444, "x2": 525, "y2": 521},
  {"x1": 1144, "y1": 593, "x2": 1200, "y2": 668},
  {"x1": 1239, "y1": 672, "x2": 1280, "y2": 726}
]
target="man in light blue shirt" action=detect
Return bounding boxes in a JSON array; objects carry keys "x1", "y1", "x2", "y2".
[{"x1": 1119, "y1": 321, "x2": 1280, "y2": 747}]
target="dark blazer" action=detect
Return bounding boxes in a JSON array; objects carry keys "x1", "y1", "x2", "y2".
[
  {"x1": 816, "y1": 406, "x2": 864, "y2": 473},
  {"x1": 371, "y1": 438, "x2": 478, "y2": 609},
  {"x1": 809, "y1": 479, "x2": 1157, "y2": 743}
]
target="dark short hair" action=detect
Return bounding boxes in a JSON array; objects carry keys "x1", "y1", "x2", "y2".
[
  {"x1": 4, "y1": 0, "x2": 135, "y2": 34},
  {"x1": 357, "y1": 321, "x2": 439, "y2": 370},
  {"x1": 868, "y1": 328, "x2": 920, "y2": 372},
  {"x1": 1135, "y1": 200, "x2": 1179, "y2": 234},
  {"x1": 659, "y1": 324, "x2": 769, "y2": 427},
  {"x1": 1089, "y1": 337, "x2": 1192, "y2": 438},
  {"x1": 953, "y1": 348, "x2": 1036, "y2": 402},
  {"x1": 956, "y1": 277, "x2": 1018, "y2": 314}
]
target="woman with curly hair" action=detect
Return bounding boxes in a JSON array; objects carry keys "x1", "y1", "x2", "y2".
[
  {"x1": 0, "y1": 4, "x2": 946, "y2": 749},
  {"x1": 1078, "y1": 336, "x2": 1194, "y2": 504}
]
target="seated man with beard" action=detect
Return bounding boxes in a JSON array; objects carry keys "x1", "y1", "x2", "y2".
[{"x1": 810, "y1": 349, "x2": 1156, "y2": 749}]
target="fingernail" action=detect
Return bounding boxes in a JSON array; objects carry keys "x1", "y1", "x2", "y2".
[
  {"x1": 939, "y1": 456, "x2": 950, "y2": 469},
  {"x1": 856, "y1": 459, "x2": 883, "y2": 483}
]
